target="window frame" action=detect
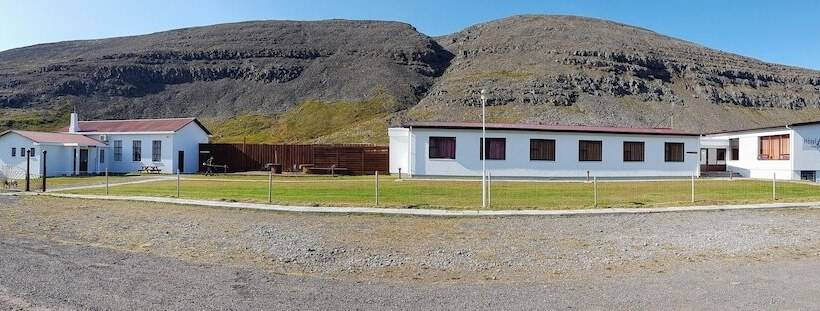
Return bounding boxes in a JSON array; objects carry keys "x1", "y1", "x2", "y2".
[
  {"x1": 151, "y1": 140, "x2": 162, "y2": 162},
  {"x1": 622, "y1": 141, "x2": 645, "y2": 162},
  {"x1": 428, "y1": 136, "x2": 456, "y2": 160},
  {"x1": 758, "y1": 134, "x2": 790, "y2": 160},
  {"x1": 716, "y1": 148, "x2": 726, "y2": 161},
  {"x1": 729, "y1": 138, "x2": 739, "y2": 161},
  {"x1": 664, "y1": 142, "x2": 685, "y2": 162},
  {"x1": 578, "y1": 140, "x2": 603, "y2": 162},
  {"x1": 479, "y1": 137, "x2": 506, "y2": 160},
  {"x1": 529, "y1": 139, "x2": 556, "y2": 161},
  {"x1": 11, "y1": 148, "x2": 15, "y2": 157},
  {"x1": 132, "y1": 140, "x2": 142, "y2": 162},
  {"x1": 113, "y1": 140, "x2": 123, "y2": 162},
  {"x1": 100, "y1": 149, "x2": 105, "y2": 164}
]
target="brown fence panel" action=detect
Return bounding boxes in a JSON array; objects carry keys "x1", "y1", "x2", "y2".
[{"x1": 199, "y1": 143, "x2": 387, "y2": 175}]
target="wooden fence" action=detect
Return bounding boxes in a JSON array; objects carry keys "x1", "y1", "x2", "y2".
[{"x1": 198, "y1": 143, "x2": 389, "y2": 175}]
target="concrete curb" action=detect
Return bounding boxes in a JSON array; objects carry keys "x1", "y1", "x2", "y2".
[{"x1": 16, "y1": 192, "x2": 820, "y2": 217}]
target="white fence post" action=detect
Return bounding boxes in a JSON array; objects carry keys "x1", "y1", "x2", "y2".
[
  {"x1": 593, "y1": 176, "x2": 598, "y2": 208},
  {"x1": 772, "y1": 172, "x2": 776, "y2": 201},
  {"x1": 268, "y1": 166, "x2": 273, "y2": 204},
  {"x1": 487, "y1": 171, "x2": 492, "y2": 209},
  {"x1": 176, "y1": 169, "x2": 181, "y2": 198},
  {"x1": 691, "y1": 175, "x2": 695, "y2": 203}
]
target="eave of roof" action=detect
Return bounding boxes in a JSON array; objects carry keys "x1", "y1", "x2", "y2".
[
  {"x1": 705, "y1": 120, "x2": 820, "y2": 135},
  {"x1": 1, "y1": 130, "x2": 106, "y2": 146},
  {"x1": 57, "y1": 117, "x2": 212, "y2": 135},
  {"x1": 404, "y1": 122, "x2": 699, "y2": 136}
]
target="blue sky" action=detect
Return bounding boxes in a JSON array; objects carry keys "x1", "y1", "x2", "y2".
[{"x1": 1, "y1": 0, "x2": 819, "y2": 70}]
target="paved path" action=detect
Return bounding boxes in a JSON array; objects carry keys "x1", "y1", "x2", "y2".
[
  {"x1": 26, "y1": 192, "x2": 820, "y2": 217},
  {"x1": 46, "y1": 176, "x2": 174, "y2": 192}
]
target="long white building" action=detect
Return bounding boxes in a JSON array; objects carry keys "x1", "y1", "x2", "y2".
[
  {"x1": 389, "y1": 122, "x2": 701, "y2": 179},
  {"x1": 701, "y1": 120, "x2": 820, "y2": 181}
]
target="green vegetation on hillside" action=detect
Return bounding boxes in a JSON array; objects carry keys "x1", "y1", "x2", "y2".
[
  {"x1": 0, "y1": 107, "x2": 71, "y2": 132},
  {"x1": 205, "y1": 93, "x2": 395, "y2": 144}
]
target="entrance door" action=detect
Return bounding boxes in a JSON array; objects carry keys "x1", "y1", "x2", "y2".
[
  {"x1": 178, "y1": 150, "x2": 185, "y2": 173},
  {"x1": 79, "y1": 149, "x2": 89, "y2": 174}
]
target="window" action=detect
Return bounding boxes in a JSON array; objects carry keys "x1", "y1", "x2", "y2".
[
  {"x1": 19, "y1": 147, "x2": 25, "y2": 157},
  {"x1": 530, "y1": 139, "x2": 555, "y2": 161},
  {"x1": 100, "y1": 149, "x2": 105, "y2": 164},
  {"x1": 11, "y1": 148, "x2": 15, "y2": 157},
  {"x1": 730, "y1": 138, "x2": 739, "y2": 161},
  {"x1": 113, "y1": 140, "x2": 122, "y2": 161},
  {"x1": 716, "y1": 149, "x2": 726, "y2": 161},
  {"x1": 665, "y1": 142, "x2": 685, "y2": 162},
  {"x1": 30, "y1": 148, "x2": 35, "y2": 157},
  {"x1": 152, "y1": 140, "x2": 162, "y2": 162},
  {"x1": 429, "y1": 137, "x2": 456, "y2": 159},
  {"x1": 132, "y1": 140, "x2": 142, "y2": 162},
  {"x1": 480, "y1": 138, "x2": 506, "y2": 160},
  {"x1": 579, "y1": 140, "x2": 602, "y2": 161},
  {"x1": 759, "y1": 134, "x2": 789, "y2": 160},
  {"x1": 623, "y1": 141, "x2": 645, "y2": 162}
]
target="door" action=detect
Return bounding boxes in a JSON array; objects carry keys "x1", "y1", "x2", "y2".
[
  {"x1": 178, "y1": 150, "x2": 185, "y2": 173},
  {"x1": 79, "y1": 149, "x2": 89, "y2": 174}
]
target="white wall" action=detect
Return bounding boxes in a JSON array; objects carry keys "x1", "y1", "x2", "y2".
[
  {"x1": 707, "y1": 128, "x2": 794, "y2": 180},
  {"x1": 0, "y1": 133, "x2": 42, "y2": 179},
  {"x1": 396, "y1": 128, "x2": 700, "y2": 178},
  {"x1": 171, "y1": 123, "x2": 210, "y2": 173},
  {"x1": 792, "y1": 123, "x2": 820, "y2": 178},
  {"x1": 388, "y1": 128, "x2": 410, "y2": 175},
  {"x1": 105, "y1": 133, "x2": 175, "y2": 174}
]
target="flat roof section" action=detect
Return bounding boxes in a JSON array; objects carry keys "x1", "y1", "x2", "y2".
[{"x1": 404, "y1": 122, "x2": 699, "y2": 136}]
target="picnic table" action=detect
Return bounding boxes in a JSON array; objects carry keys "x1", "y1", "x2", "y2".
[{"x1": 139, "y1": 165, "x2": 162, "y2": 174}]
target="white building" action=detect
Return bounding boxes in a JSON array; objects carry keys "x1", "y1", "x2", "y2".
[
  {"x1": 389, "y1": 122, "x2": 701, "y2": 179},
  {"x1": 0, "y1": 130, "x2": 106, "y2": 179},
  {"x1": 701, "y1": 120, "x2": 820, "y2": 181},
  {"x1": 0, "y1": 113, "x2": 210, "y2": 178}
]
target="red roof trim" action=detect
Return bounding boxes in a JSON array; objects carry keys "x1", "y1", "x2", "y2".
[
  {"x1": 57, "y1": 117, "x2": 211, "y2": 135},
  {"x1": 1, "y1": 130, "x2": 106, "y2": 146},
  {"x1": 404, "y1": 122, "x2": 699, "y2": 136}
]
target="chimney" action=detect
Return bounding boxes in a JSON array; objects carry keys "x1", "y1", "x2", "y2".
[{"x1": 68, "y1": 112, "x2": 80, "y2": 133}]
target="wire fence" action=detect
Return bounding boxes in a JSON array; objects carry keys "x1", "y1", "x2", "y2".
[{"x1": 7, "y1": 167, "x2": 818, "y2": 210}]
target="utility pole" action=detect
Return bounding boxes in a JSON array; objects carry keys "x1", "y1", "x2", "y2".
[{"x1": 481, "y1": 89, "x2": 487, "y2": 209}]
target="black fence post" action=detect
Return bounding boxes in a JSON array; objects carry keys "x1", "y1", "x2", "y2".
[
  {"x1": 42, "y1": 150, "x2": 47, "y2": 192},
  {"x1": 25, "y1": 149, "x2": 31, "y2": 192}
]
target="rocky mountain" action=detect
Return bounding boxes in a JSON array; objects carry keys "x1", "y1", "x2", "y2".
[
  {"x1": 409, "y1": 15, "x2": 820, "y2": 133},
  {"x1": 1, "y1": 15, "x2": 820, "y2": 141}
]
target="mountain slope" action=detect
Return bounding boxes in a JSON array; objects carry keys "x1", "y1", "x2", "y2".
[
  {"x1": 2, "y1": 15, "x2": 820, "y2": 141},
  {"x1": 0, "y1": 19, "x2": 452, "y2": 123},
  {"x1": 409, "y1": 15, "x2": 820, "y2": 133}
]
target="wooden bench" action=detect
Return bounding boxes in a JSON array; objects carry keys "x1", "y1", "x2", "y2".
[{"x1": 306, "y1": 165, "x2": 349, "y2": 176}]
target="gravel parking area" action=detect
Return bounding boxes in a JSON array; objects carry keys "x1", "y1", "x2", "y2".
[{"x1": 3, "y1": 196, "x2": 820, "y2": 309}]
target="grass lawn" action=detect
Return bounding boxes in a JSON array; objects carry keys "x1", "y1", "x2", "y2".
[
  {"x1": 29, "y1": 175, "x2": 146, "y2": 190},
  {"x1": 58, "y1": 175, "x2": 820, "y2": 210}
]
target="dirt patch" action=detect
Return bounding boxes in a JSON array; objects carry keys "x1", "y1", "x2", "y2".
[{"x1": 3, "y1": 196, "x2": 820, "y2": 284}]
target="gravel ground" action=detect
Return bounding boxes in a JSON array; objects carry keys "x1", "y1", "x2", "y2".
[{"x1": 3, "y1": 196, "x2": 820, "y2": 309}]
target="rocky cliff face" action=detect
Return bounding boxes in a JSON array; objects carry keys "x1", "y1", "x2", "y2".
[
  {"x1": 1, "y1": 15, "x2": 820, "y2": 140},
  {"x1": 0, "y1": 20, "x2": 452, "y2": 120},
  {"x1": 409, "y1": 15, "x2": 820, "y2": 133}
]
